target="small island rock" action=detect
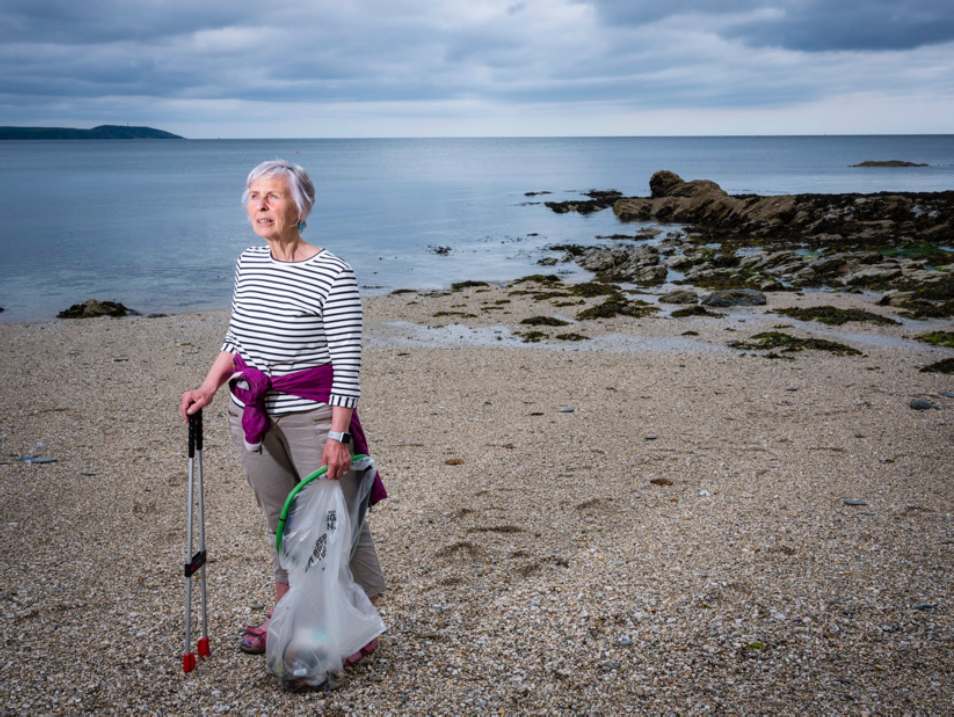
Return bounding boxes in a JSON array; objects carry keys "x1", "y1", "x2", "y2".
[{"x1": 850, "y1": 160, "x2": 928, "y2": 168}]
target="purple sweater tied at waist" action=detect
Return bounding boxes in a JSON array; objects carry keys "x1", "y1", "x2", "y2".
[{"x1": 229, "y1": 355, "x2": 387, "y2": 506}]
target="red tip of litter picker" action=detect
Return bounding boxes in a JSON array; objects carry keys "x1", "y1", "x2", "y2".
[
  {"x1": 197, "y1": 637, "x2": 211, "y2": 658},
  {"x1": 182, "y1": 652, "x2": 197, "y2": 673}
]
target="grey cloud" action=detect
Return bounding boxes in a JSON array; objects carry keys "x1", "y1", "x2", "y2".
[
  {"x1": 589, "y1": 0, "x2": 954, "y2": 51},
  {"x1": 0, "y1": 0, "x2": 951, "y2": 133},
  {"x1": 0, "y1": 0, "x2": 263, "y2": 44},
  {"x1": 728, "y1": 1, "x2": 954, "y2": 51}
]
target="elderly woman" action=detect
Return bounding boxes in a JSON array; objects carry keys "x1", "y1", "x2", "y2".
[{"x1": 179, "y1": 159, "x2": 386, "y2": 662}]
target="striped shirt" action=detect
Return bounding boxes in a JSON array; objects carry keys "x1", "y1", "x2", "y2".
[{"x1": 221, "y1": 246, "x2": 362, "y2": 415}]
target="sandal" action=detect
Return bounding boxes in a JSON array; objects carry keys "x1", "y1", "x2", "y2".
[
  {"x1": 344, "y1": 638, "x2": 379, "y2": 667},
  {"x1": 239, "y1": 611, "x2": 271, "y2": 654}
]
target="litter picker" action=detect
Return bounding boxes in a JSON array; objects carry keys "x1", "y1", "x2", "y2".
[{"x1": 182, "y1": 410, "x2": 210, "y2": 673}]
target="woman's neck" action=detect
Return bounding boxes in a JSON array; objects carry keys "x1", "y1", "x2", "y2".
[{"x1": 267, "y1": 232, "x2": 318, "y2": 262}]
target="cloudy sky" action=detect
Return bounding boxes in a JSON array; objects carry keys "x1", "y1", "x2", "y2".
[{"x1": 1, "y1": 0, "x2": 952, "y2": 137}]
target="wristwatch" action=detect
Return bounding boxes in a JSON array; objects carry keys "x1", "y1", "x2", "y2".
[{"x1": 327, "y1": 430, "x2": 352, "y2": 445}]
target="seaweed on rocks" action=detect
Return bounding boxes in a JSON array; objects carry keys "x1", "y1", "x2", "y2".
[
  {"x1": 511, "y1": 274, "x2": 563, "y2": 286},
  {"x1": 577, "y1": 297, "x2": 659, "y2": 320},
  {"x1": 670, "y1": 306, "x2": 725, "y2": 318},
  {"x1": 728, "y1": 331, "x2": 862, "y2": 356},
  {"x1": 544, "y1": 190, "x2": 622, "y2": 215},
  {"x1": 915, "y1": 331, "x2": 954, "y2": 348},
  {"x1": 515, "y1": 330, "x2": 548, "y2": 343},
  {"x1": 508, "y1": 290, "x2": 572, "y2": 300},
  {"x1": 546, "y1": 243, "x2": 587, "y2": 257},
  {"x1": 433, "y1": 311, "x2": 478, "y2": 318},
  {"x1": 555, "y1": 333, "x2": 589, "y2": 341},
  {"x1": 896, "y1": 299, "x2": 954, "y2": 319},
  {"x1": 520, "y1": 316, "x2": 571, "y2": 327},
  {"x1": 568, "y1": 282, "x2": 621, "y2": 297},
  {"x1": 451, "y1": 281, "x2": 490, "y2": 291},
  {"x1": 920, "y1": 358, "x2": 954, "y2": 373},
  {"x1": 772, "y1": 306, "x2": 900, "y2": 326}
]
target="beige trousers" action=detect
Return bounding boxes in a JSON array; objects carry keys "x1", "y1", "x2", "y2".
[{"x1": 227, "y1": 403, "x2": 386, "y2": 598}]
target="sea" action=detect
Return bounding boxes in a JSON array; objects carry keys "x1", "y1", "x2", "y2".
[{"x1": 1, "y1": 135, "x2": 953, "y2": 322}]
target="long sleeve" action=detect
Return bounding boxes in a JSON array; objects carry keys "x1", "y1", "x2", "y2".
[{"x1": 323, "y1": 265, "x2": 362, "y2": 408}]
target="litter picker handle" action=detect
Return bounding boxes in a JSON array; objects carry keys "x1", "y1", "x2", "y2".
[
  {"x1": 183, "y1": 408, "x2": 208, "y2": 673},
  {"x1": 188, "y1": 410, "x2": 203, "y2": 457}
]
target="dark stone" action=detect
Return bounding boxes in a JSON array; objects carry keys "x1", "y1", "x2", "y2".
[
  {"x1": 701, "y1": 289, "x2": 767, "y2": 307},
  {"x1": 57, "y1": 299, "x2": 139, "y2": 319},
  {"x1": 909, "y1": 398, "x2": 939, "y2": 410},
  {"x1": 659, "y1": 289, "x2": 698, "y2": 304}
]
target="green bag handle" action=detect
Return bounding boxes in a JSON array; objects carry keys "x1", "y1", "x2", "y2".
[{"x1": 274, "y1": 454, "x2": 370, "y2": 554}]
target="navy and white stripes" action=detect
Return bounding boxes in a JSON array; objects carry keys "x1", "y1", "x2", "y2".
[{"x1": 221, "y1": 246, "x2": 362, "y2": 414}]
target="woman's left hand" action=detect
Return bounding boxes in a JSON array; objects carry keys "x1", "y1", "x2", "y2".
[{"x1": 322, "y1": 438, "x2": 352, "y2": 480}]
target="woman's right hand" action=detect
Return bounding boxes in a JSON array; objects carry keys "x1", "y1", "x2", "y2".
[{"x1": 179, "y1": 386, "x2": 215, "y2": 421}]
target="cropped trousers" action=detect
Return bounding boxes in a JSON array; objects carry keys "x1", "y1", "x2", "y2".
[{"x1": 227, "y1": 402, "x2": 386, "y2": 598}]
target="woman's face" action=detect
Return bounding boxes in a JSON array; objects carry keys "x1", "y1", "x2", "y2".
[{"x1": 246, "y1": 175, "x2": 301, "y2": 241}]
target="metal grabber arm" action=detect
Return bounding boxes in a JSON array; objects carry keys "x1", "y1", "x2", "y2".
[{"x1": 182, "y1": 410, "x2": 210, "y2": 673}]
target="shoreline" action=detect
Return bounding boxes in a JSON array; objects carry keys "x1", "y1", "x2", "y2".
[{"x1": 1, "y1": 282, "x2": 952, "y2": 712}]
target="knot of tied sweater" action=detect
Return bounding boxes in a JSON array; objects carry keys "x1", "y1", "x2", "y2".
[{"x1": 228, "y1": 361, "x2": 285, "y2": 452}]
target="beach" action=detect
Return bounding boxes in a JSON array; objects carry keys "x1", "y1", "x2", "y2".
[{"x1": 1, "y1": 284, "x2": 952, "y2": 714}]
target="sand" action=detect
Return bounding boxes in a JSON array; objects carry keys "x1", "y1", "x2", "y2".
[{"x1": 1, "y1": 284, "x2": 952, "y2": 715}]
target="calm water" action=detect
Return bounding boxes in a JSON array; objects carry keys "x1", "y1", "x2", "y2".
[{"x1": 1, "y1": 135, "x2": 953, "y2": 322}]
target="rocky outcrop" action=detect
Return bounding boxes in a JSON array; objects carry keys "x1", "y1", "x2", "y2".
[
  {"x1": 57, "y1": 299, "x2": 139, "y2": 318},
  {"x1": 542, "y1": 170, "x2": 954, "y2": 250},
  {"x1": 577, "y1": 245, "x2": 666, "y2": 285},
  {"x1": 539, "y1": 170, "x2": 954, "y2": 317},
  {"x1": 545, "y1": 190, "x2": 622, "y2": 215}
]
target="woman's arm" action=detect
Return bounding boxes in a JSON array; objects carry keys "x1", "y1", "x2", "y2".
[{"x1": 178, "y1": 351, "x2": 236, "y2": 420}]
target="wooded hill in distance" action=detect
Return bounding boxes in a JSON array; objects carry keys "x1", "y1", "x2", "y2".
[{"x1": 0, "y1": 124, "x2": 184, "y2": 139}]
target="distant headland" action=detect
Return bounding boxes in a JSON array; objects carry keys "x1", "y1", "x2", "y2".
[{"x1": 0, "y1": 124, "x2": 184, "y2": 140}]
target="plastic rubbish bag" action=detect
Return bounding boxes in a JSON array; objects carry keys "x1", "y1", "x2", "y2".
[{"x1": 266, "y1": 455, "x2": 385, "y2": 689}]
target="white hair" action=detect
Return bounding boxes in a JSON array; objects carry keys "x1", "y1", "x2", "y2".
[{"x1": 242, "y1": 159, "x2": 316, "y2": 228}]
